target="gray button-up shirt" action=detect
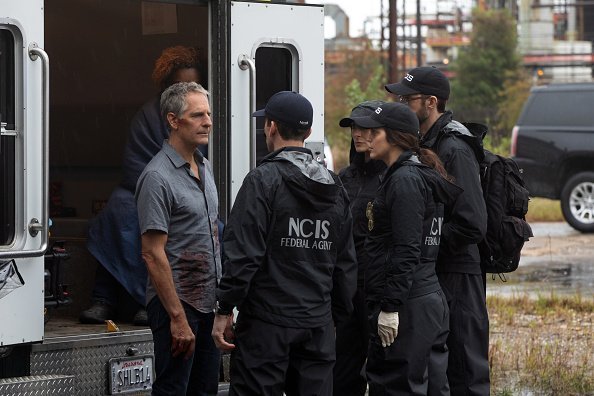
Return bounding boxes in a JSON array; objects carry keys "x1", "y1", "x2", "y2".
[{"x1": 136, "y1": 141, "x2": 221, "y2": 313}]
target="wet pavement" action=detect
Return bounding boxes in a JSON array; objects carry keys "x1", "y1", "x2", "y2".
[{"x1": 486, "y1": 222, "x2": 594, "y2": 299}]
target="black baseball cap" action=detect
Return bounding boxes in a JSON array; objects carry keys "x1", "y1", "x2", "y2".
[
  {"x1": 339, "y1": 100, "x2": 386, "y2": 128},
  {"x1": 385, "y1": 66, "x2": 450, "y2": 100},
  {"x1": 252, "y1": 91, "x2": 313, "y2": 129},
  {"x1": 354, "y1": 102, "x2": 420, "y2": 136}
]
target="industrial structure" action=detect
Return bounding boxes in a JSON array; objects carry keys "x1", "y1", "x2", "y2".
[{"x1": 323, "y1": 0, "x2": 594, "y2": 84}]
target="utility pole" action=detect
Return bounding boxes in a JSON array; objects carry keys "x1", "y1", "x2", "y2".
[
  {"x1": 416, "y1": 0, "x2": 422, "y2": 66},
  {"x1": 380, "y1": 0, "x2": 388, "y2": 74},
  {"x1": 389, "y1": 0, "x2": 398, "y2": 82},
  {"x1": 403, "y1": 0, "x2": 407, "y2": 71}
]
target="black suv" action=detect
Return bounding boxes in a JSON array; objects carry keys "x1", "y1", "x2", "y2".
[{"x1": 512, "y1": 82, "x2": 594, "y2": 232}]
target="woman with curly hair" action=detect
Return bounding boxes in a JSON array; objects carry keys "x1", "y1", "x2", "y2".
[
  {"x1": 81, "y1": 46, "x2": 204, "y2": 326},
  {"x1": 122, "y1": 46, "x2": 202, "y2": 190},
  {"x1": 152, "y1": 45, "x2": 201, "y2": 92}
]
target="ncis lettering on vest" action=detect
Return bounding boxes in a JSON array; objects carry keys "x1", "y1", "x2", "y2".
[
  {"x1": 424, "y1": 216, "x2": 443, "y2": 246},
  {"x1": 279, "y1": 217, "x2": 334, "y2": 251}
]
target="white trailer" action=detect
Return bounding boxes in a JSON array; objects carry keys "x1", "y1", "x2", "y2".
[{"x1": 0, "y1": 1, "x2": 325, "y2": 393}]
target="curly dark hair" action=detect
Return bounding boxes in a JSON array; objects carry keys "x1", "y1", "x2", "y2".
[{"x1": 151, "y1": 46, "x2": 200, "y2": 91}]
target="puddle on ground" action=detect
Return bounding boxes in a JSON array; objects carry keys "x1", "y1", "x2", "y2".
[{"x1": 487, "y1": 256, "x2": 594, "y2": 299}]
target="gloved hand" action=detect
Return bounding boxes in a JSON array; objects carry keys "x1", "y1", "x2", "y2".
[{"x1": 377, "y1": 311, "x2": 399, "y2": 347}]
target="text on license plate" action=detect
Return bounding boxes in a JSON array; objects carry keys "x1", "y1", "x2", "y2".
[{"x1": 109, "y1": 354, "x2": 154, "y2": 394}]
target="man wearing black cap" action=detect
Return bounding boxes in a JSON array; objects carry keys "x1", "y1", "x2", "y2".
[
  {"x1": 212, "y1": 91, "x2": 357, "y2": 395},
  {"x1": 386, "y1": 67, "x2": 489, "y2": 396},
  {"x1": 334, "y1": 101, "x2": 387, "y2": 396}
]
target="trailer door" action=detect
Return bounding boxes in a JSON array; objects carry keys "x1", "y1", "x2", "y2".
[
  {"x1": 228, "y1": 1, "x2": 325, "y2": 205},
  {"x1": 0, "y1": 0, "x2": 46, "y2": 346}
]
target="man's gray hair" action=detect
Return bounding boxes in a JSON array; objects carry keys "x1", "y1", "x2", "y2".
[{"x1": 160, "y1": 82, "x2": 210, "y2": 122}]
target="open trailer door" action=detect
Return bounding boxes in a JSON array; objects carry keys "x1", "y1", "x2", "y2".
[
  {"x1": 228, "y1": 0, "x2": 325, "y2": 204},
  {"x1": 0, "y1": 0, "x2": 46, "y2": 347}
]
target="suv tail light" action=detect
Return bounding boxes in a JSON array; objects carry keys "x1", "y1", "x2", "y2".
[{"x1": 511, "y1": 126, "x2": 519, "y2": 157}]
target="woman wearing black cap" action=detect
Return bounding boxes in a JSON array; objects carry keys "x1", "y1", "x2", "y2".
[
  {"x1": 358, "y1": 102, "x2": 460, "y2": 395},
  {"x1": 334, "y1": 101, "x2": 387, "y2": 396}
]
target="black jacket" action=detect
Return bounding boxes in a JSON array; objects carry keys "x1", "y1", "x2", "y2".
[
  {"x1": 421, "y1": 111, "x2": 488, "y2": 274},
  {"x1": 217, "y1": 147, "x2": 357, "y2": 327},
  {"x1": 365, "y1": 152, "x2": 461, "y2": 312},
  {"x1": 338, "y1": 142, "x2": 386, "y2": 287}
]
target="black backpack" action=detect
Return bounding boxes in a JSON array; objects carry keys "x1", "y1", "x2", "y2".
[{"x1": 447, "y1": 122, "x2": 534, "y2": 274}]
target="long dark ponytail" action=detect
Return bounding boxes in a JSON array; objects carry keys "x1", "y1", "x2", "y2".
[{"x1": 384, "y1": 128, "x2": 450, "y2": 180}]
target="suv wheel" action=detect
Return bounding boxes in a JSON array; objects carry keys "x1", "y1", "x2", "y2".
[{"x1": 561, "y1": 172, "x2": 594, "y2": 233}]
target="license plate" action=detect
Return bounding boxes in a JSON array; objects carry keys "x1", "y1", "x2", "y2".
[{"x1": 109, "y1": 354, "x2": 154, "y2": 394}]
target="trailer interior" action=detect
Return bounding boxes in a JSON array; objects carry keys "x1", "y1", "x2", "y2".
[{"x1": 46, "y1": 0, "x2": 211, "y2": 325}]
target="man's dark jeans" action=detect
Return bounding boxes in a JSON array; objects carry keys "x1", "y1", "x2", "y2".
[{"x1": 147, "y1": 297, "x2": 220, "y2": 396}]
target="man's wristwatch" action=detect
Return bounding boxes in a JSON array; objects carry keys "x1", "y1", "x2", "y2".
[{"x1": 216, "y1": 301, "x2": 233, "y2": 316}]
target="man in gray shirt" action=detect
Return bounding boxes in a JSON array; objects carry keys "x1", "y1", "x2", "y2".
[{"x1": 136, "y1": 82, "x2": 221, "y2": 395}]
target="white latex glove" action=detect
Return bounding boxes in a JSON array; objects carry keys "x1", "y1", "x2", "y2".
[{"x1": 377, "y1": 311, "x2": 399, "y2": 347}]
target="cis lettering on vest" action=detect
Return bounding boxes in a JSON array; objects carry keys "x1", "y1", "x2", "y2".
[
  {"x1": 424, "y1": 216, "x2": 443, "y2": 246},
  {"x1": 279, "y1": 217, "x2": 333, "y2": 251}
]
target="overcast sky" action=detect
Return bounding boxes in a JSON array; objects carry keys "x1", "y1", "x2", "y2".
[{"x1": 310, "y1": 0, "x2": 383, "y2": 38}]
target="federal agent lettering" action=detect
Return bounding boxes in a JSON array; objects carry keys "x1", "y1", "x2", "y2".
[{"x1": 280, "y1": 217, "x2": 333, "y2": 250}]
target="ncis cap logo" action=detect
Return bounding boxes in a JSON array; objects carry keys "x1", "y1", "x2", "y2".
[
  {"x1": 252, "y1": 91, "x2": 313, "y2": 130},
  {"x1": 385, "y1": 66, "x2": 450, "y2": 100},
  {"x1": 338, "y1": 100, "x2": 387, "y2": 128},
  {"x1": 346, "y1": 102, "x2": 420, "y2": 137}
]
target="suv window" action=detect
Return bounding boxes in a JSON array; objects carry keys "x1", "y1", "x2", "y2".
[{"x1": 520, "y1": 90, "x2": 594, "y2": 127}]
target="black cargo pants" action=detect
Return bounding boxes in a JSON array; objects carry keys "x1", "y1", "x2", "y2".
[
  {"x1": 435, "y1": 272, "x2": 490, "y2": 396},
  {"x1": 229, "y1": 314, "x2": 335, "y2": 396},
  {"x1": 366, "y1": 290, "x2": 450, "y2": 396},
  {"x1": 334, "y1": 286, "x2": 369, "y2": 396}
]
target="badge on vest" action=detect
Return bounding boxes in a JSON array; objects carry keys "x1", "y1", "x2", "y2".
[{"x1": 366, "y1": 202, "x2": 374, "y2": 231}]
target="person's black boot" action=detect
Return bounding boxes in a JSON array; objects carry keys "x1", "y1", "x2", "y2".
[
  {"x1": 132, "y1": 308, "x2": 148, "y2": 326},
  {"x1": 79, "y1": 301, "x2": 115, "y2": 324}
]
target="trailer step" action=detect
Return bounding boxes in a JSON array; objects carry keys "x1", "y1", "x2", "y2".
[
  {"x1": 0, "y1": 374, "x2": 75, "y2": 395},
  {"x1": 31, "y1": 329, "x2": 153, "y2": 394}
]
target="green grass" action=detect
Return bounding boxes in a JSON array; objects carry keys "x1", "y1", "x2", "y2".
[
  {"x1": 526, "y1": 197, "x2": 563, "y2": 222},
  {"x1": 488, "y1": 293, "x2": 594, "y2": 321}
]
